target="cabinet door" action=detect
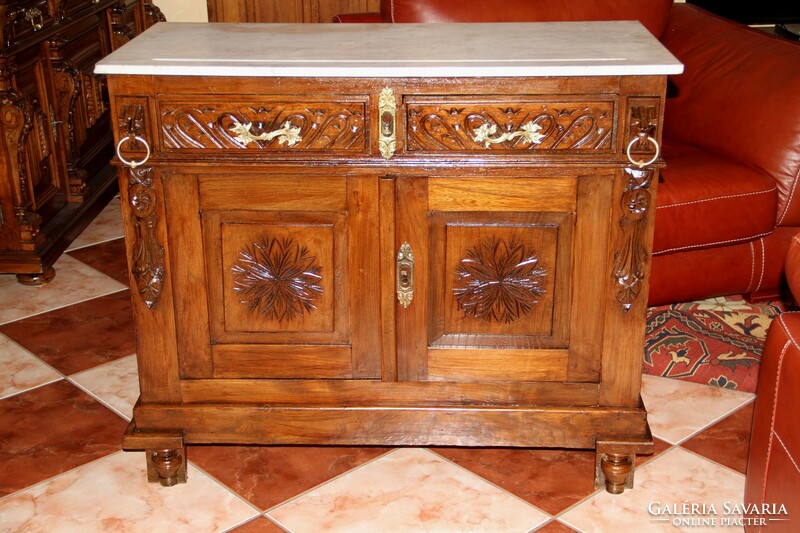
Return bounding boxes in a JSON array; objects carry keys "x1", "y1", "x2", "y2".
[
  {"x1": 395, "y1": 173, "x2": 612, "y2": 383},
  {"x1": 51, "y1": 10, "x2": 112, "y2": 201},
  {"x1": 165, "y1": 170, "x2": 381, "y2": 381},
  {"x1": 9, "y1": 46, "x2": 62, "y2": 217}
]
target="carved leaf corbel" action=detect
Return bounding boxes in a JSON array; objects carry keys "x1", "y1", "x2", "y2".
[
  {"x1": 612, "y1": 166, "x2": 654, "y2": 312},
  {"x1": 127, "y1": 166, "x2": 164, "y2": 309}
]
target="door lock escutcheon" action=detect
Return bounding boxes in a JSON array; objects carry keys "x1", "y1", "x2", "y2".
[{"x1": 396, "y1": 242, "x2": 414, "y2": 308}]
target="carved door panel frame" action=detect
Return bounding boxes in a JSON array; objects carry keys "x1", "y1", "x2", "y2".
[
  {"x1": 161, "y1": 168, "x2": 382, "y2": 381},
  {"x1": 394, "y1": 171, "x2": 616, "y2": 385}
]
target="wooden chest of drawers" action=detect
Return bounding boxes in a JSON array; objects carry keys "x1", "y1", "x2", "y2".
[{"x1": 97, "y1": 21, "x2": 682, "y2": 493}]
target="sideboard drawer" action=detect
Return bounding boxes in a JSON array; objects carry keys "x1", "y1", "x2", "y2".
[
  {"x1": 2, "y1": 0, "x2": 55, "y2": 46},
  {"x1": 404, "y1": 96, "x2": 616, "y2": 155},
  {"x1": 157, "y1": 96, "x2": 369, "y2": 155}
]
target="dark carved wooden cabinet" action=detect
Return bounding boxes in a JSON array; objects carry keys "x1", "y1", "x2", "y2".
[
  {"x1": 0, "y1": 0, "x2": 164, "y2": 284},
  {"x1": 98, "y1": 23, "x2": 682, "y2": 493}
]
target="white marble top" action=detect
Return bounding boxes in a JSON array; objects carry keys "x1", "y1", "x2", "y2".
[{"x1": 95, "y1": 21, "x2": 683, "y2": 78}]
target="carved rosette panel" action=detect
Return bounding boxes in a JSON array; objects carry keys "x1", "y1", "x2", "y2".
[
  {"x1": 127, "y1": 166, "x2": 164, "y2": 309},
  {"x1": 159, "y1": 103, "x2": 366, "y2": 152},
  {"x1": 453, "y1": 237, "x2": 547, "y2": 324},
  {"x1": 406, "y1": 101, "x2": 614, "y2": 152},
  {"x1": 232, "y1": 237, "x2": 323, "y2": 322}
]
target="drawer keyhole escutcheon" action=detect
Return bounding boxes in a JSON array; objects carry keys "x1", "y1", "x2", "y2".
[
  {"x1": 378, "y1": 87, "x2": 397, "y2": 159},
  {"x1": 396, "y1": 242, "x2": 414, "y2": 308}
]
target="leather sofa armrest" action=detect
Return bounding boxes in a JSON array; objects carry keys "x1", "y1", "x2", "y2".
[
  {"x1": 660, "y1": 4, "x2": 800, "y2": 227},
  {"x1": 786, "y1": 233, "x2": 800, "y2": 302},
  {"x1": 332, "y1": 12, "x2": 383, "y2": 23},
  {"x1": 744, "y1": 311, "x2": 800, "y2": 529},
  {"x1": 745, "y1": 232, "x2": 800, "y2": 526}
]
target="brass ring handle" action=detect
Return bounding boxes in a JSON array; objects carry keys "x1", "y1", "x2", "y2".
[
  {"x1": 116, "y1": 135, "x2": 151, "y2": 168},
  {"x1": 626, "y1": 135, "x2": 660, "y2": 168},
  {"x1": 229, "y1": 121, "x2": 302, "y2": 147},
  {"x1": 472, "y1": 121, "x2": 545, "y2": 148},
  {"x1": 25, "y1": 8, "x2": 44, "y2": 31}
]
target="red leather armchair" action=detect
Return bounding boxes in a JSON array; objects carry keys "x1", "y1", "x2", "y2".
[
  {"x1": 744, "y1": 234, "x2": 800, "y2": 532},
  {"x1": 335, "y1": 0, "x2": 800, "y2": 306}
]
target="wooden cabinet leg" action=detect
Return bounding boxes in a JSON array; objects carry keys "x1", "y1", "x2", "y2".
[
  {"x1": 599, "y1": 452, "x2": 633, "y2": 494},
  {"x1": 146, "y1": 448, "x2": 187, "y2": 486},
  {"x1": 123, "y1": 421, "x2": 187, "y2": 486},
  {"x1": 17, "y1": 266, "x2": 56, "y2": 286},
  {"x1": 595, "y1": 432, "x2": 654, "y2": 494}
]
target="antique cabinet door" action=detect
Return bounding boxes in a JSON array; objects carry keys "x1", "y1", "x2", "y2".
[
  {"x1": 164, "y1": 170, "x2": 382, "y2": 380},
  {"x1": 51, "y1": 10, "x2": 114, "y2": 202},
  {"x1": 395, "y1": 173, "x2": 613, "y2": 384}
]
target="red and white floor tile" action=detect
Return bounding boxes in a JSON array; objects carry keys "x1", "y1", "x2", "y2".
[{"x1": 0, "y1": 199, "x2": 755, "y2": 532}]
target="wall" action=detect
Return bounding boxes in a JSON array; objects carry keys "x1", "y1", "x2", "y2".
[{"x1": 156, "y1": 0, "x2": 208, "y2": 22}]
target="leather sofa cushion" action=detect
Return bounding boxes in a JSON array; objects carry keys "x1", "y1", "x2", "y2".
[
  {"x1": 649, "y1": 227, "x2": 794, "y2": 306},
  {"x1": 380, "y1": 0, "x2": 674, "y2": 38},
  {"x1": 662, "y1": 5, "x2": 800, "y2": 227},
  {"x1": 654, "y1": 142, "x2": 778, "y2": 255}
]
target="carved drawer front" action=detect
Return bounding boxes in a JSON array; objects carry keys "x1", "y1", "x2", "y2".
[
  {"x1": 2, "y1": 0, "x2": 55, "y2": 46},
  {"x1": 61, "y1": 0, "x2": 107, "y2": 18},
  {"x1": 157, "y1": 97, "x2": 368, "y2": 155},
  {"x1": 405, "y1": 96, "x2": 615, "y2": 155}
]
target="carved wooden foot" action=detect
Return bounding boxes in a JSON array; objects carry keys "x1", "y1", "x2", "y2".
[
  {"x1": 17, "y1": 267, "x2": 56, "y2": 286},
  {"x1": 599, "y1": 452, "x2": 633, "y2": 494},
  {"x1": 595, "y1": 434, "x2": 654, "y2": 494},
  {"x1": 146, "y1": 448, "x2": 187, "y2": 486},
  {"x1": 122, "y1": 421, "x2": 187, "y2": 486}
]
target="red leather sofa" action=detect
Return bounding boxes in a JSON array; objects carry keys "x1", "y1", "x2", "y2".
[
  {"x1": 335, "y1": 0, "x2": 800, "y2": 306},
  {"x1": 744, "y1": 233, "x2": 800, "y2": 532}
]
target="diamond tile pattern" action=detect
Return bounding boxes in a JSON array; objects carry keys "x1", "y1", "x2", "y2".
[{"x1": 0, "y1": 199, "x2": 771, "y2": 531}]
